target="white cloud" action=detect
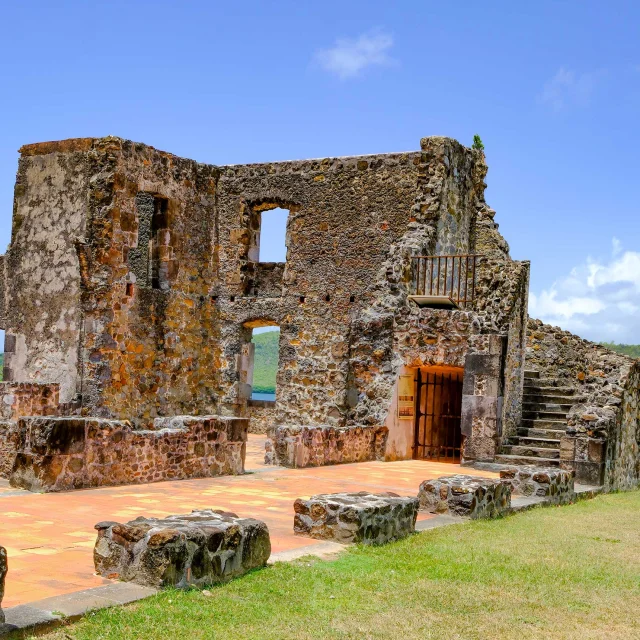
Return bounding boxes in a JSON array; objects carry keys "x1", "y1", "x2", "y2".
[
  {"x1": 529, "y1": 240, "x2": 640, "y2": 343},
  {"x1": 538, "y1": 67, "x2": 601, "y2": 111},
  {"x1": 314, "y1": 30, "x2": 394, "y2": 79}
]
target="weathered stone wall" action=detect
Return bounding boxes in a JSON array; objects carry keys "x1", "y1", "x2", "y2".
[
  {"x1": 527, "y1": 318, "x2": 635, "y2": 485},
  {"x1": 1, "y1": 135, "x2": 530, "y2": 468},
  {"x1": 3, "y1": 142, "x2": 91, "y2": 401},
  {"x1": 247, "y1": 399, "x2": 275, "y2": 434},
  {"x1": 0, "y1": 382, "x2": 60, "y2": 420},
  {"x1": 9, "y1": 415, "x2": 247, "y2": 492},
  {"x1": 0, "y1": 421, "x2": 18, "y2": 478},
  {"x1": 266, "y1": 425, "x2": 388, "y2": 468},
  {"x1": 607, "y1": 361, "x2": 640, "y2": 490},
  {"x1": 0, "y1": 545, "x2": 6, "y2": 624}
]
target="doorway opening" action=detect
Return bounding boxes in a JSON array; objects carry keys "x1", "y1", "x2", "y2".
[
  {"x1": 413, "y1": 367, "x2": 463, "y2": 462},
  {"x1": 240, "y1": 321, "x2": 280, "y2": 402}
]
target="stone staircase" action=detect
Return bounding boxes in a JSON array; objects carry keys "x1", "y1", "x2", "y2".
[{"x1": 496, "y1": 370, "x2": 584, "y2": 468}]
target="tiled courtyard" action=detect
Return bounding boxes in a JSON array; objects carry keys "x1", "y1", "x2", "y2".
[{"x1": 0, "y1": 435, "x2": 497, "y2": 609}]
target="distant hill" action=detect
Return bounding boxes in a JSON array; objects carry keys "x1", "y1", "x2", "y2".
[
  {"x1": 251, "y1": 331, "x2": 279, "y2": 393},
  {"x1": 602, "y1": 343, "x2": 640, "y2": 359}
]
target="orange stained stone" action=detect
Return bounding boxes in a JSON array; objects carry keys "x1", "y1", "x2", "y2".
[{"x1": 0, "y1": 434, "x2": 497, "y2": 609}]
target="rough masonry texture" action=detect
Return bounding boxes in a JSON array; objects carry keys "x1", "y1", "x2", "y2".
[
  {"x1": 9, "y1": 415, "x2": 247, "y2": 492},
  {"x1": 418, "y1": 475, "x2": 512, "y2": 519},
  {"x1": 266, "y1": 425, "x2": 388, "y2": 467},
  {"x1": 0, "y1": 546, "x2": 6, "y2": 624},
  {"x1": 293, "y1": 492, "x2": 418, "y2": 545},
  {"x1": 0, "y1": 134, "x2": 636, "y2": 490},
  {"x1": 526, "y1": 318, "x2": 638, "y2": 486},
  {"x1": 94, "y1": 510, "x2": 271, "y2": 588},
  {"x1": 499, "y1": 466, "x2": 574, "y2": 504}
]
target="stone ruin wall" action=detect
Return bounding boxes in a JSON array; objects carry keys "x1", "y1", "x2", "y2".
[
  {"x1": 0, "y1": 135, "x2": 531, "y2": 471},
  {"x1": 608, "y1": 361, "x2": 640, "y2": 490},
  {"x1": 526, "y1": 317, "x2": 637, "y2": 486},
  {"x1": 2, "y1": 142, "x2": 91, "y2": 402},
  {"x1": 9, "y1": 415, "x2": 247, "y2": 492}
]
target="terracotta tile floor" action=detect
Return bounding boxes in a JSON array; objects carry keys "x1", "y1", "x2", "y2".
[{"x1": 0, "y1": 435, "x2": 497, "y2": 608}]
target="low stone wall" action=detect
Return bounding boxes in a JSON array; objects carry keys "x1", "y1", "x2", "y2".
[
  {"x1": 10, "y1": 415, "x2": 248, "y2": 492},
  {"x1": 0, "y1": 546, "x2": 6, "y2": 624},
  {"x1": 418, "y1": 474, "x2": 512, "y2": 519},
  {"x1": 499, "y1": 466, "x2": 574, "y2": 504},
  {"x1": 607, "y1": 361, "x2": 640, "y2": 490},
  {"x1": 0, "y1": 382, "x2": 60, "y2": 420},
  {"x1": 293, "y1": 492, "x2": 418, "y2": 545},
  {"x1": 94, "y1": 510, "x2": 271, "y2": 588},
  {"x1": 0, "y1": 421, "x2": 19, "y2": 478},
  {"x1": 248, "y1": 399, "x2": 276, "y2": 434},
  {"x1": 265, "y1": 425, "x2": 388, "y2": 468}
]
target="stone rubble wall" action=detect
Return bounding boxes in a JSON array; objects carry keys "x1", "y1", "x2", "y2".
[
  {"x1": 0, "y1": 421, "x2": 19, "y2": 478},
  {"x1": 0, "y1": 546, "x2": 6, "y2": 624},
  {"x1": 418, "y1": 474, "x2": 512, "y2": 519},
  {"x1": 1, "y1": 135, "x2": 529, "y2": 469},
  {"x1": 527, "y1": 318, "x2": 635, "y2": 486},
  {"x1": 9, "y1": 415, "x2": 247, "y2": 492},
  {"x1": 0, "y1": 383, "x2": 60, "y2": 421},
  {"x1": 607, "y1": 361, "x2": 640, "y2": 490},
  {"x1": 94, "y1": 509, "x2": 271, "y2": 588},
  {"x1": 293, "y1": 492, "x2": 418, "y2": 545},
  {"x1": 266, "y1": 425, "x2": 388, "y2": 468},
  {"x1": 247, "y1": 399, "x2": 276, "y2": 434},
  {"x1": 499, "y1": 466, "x2": 574, "y2": 504}
]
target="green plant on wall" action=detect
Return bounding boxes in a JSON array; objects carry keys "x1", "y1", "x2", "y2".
[{"x1": 472, "y1": 134, "x2": 485, "y2": 151}]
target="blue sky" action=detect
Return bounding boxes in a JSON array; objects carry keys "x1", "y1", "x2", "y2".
[{"x1": 1, "y1": 1, "x2": 638, "y2": 342}]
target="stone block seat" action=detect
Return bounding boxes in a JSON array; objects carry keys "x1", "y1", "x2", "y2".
[
  {"x1": 293, "y1": 492, "x2": 418, "y2": 545},
  {"x1": 418, "y1": 475, "x2": 512, "y2": 519},
  {"x1": 0, "y1": 546, "x2": 6, "y2": 624},
  {"x1": 94, "y1": 510, "x2": 271, "y2": 588},
  {"x1": 499, "y1": 466, "x2": 575, "y2": 504}
]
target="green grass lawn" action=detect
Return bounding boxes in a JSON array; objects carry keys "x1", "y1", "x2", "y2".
[{"x1": 39, "y1": 492, "x2": 640, "y2": 640}]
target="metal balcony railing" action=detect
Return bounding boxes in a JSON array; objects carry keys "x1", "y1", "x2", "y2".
[{"x1": 410, "y1": 254, "x2": 478, "y2": 309}]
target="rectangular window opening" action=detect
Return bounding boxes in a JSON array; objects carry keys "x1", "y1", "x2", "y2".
[
  {"x1": 250, "y1": 326, "x2": 280, "y2": 402},
  {"x1": 257, "y1": 207, "x2": 289, "y2": 264},
  {"x1": 150, "y1": 197, "x2": 169, "y2": 290}
]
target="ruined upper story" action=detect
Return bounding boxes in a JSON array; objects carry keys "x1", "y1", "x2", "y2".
[{"x1": 0, "y1": 135, "x2": 528, "y2": 425}]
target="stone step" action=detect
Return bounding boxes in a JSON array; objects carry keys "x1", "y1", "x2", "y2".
[
  {"x1": 506, "y1": 436, "x2": 561, "y2": 449},
  {"x1": 522, "y1": 410, "x2": 569, "y2": 421},
  {"x1": 494, "y1": 454, "x2": 561, "y2": 468},
  {"x1": 523, "y1": 370, "x2": 540, "y2": 379},
  {"x1": 501, "y1": 445, "x2": 560, "y2": 459},
  {"x1": 521, "y1": 418, "x2": 566, "y2": 429},
  {"x1": 523, "y1": 384, "x2": 577, "y2": 395},
  {"x1": 523, "y1": 379, "x2": 568, "y2": 389},
  {"x1": 523, "y1": 402, "x2": 573, "y2": 412},
  {"x1": 522, "y1": 393, "x2": 584, "y2": 405},
  {"x1": 517, "y1": 427, "x2": 566, "y2": 439}
]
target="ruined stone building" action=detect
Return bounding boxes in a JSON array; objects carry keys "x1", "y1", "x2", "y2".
[{"x1": 0, "y1": 135, "x2": 637, "y2": 492}]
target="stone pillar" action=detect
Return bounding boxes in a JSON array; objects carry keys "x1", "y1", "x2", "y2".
[
  {"x1": 560, "y1": 435, "x2": 606, "y2": 486},
  {"x1": 460, "y1": 335, "x2": 506, "y2": 462}
]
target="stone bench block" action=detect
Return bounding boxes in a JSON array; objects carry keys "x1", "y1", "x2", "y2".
[
  {"x1": 418, "y1": 475, "x2": 511, "y2": 519},
  {"x1": 293, "y1": 491, "x2": 418, "y2": 545},
  {"x1": 94, "y1": 509, "x2": 271, "y2": 588},
  {"x1": 499, "y1": 466, "x2": 575, "y2": 504},
  {"x1": 0, "y1": 546, "x2": 6, "y2": 624}
]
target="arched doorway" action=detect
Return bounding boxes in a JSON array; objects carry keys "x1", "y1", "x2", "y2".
[{"x1": 413, "y1": 367, "x2": 464, "y2": 462}]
